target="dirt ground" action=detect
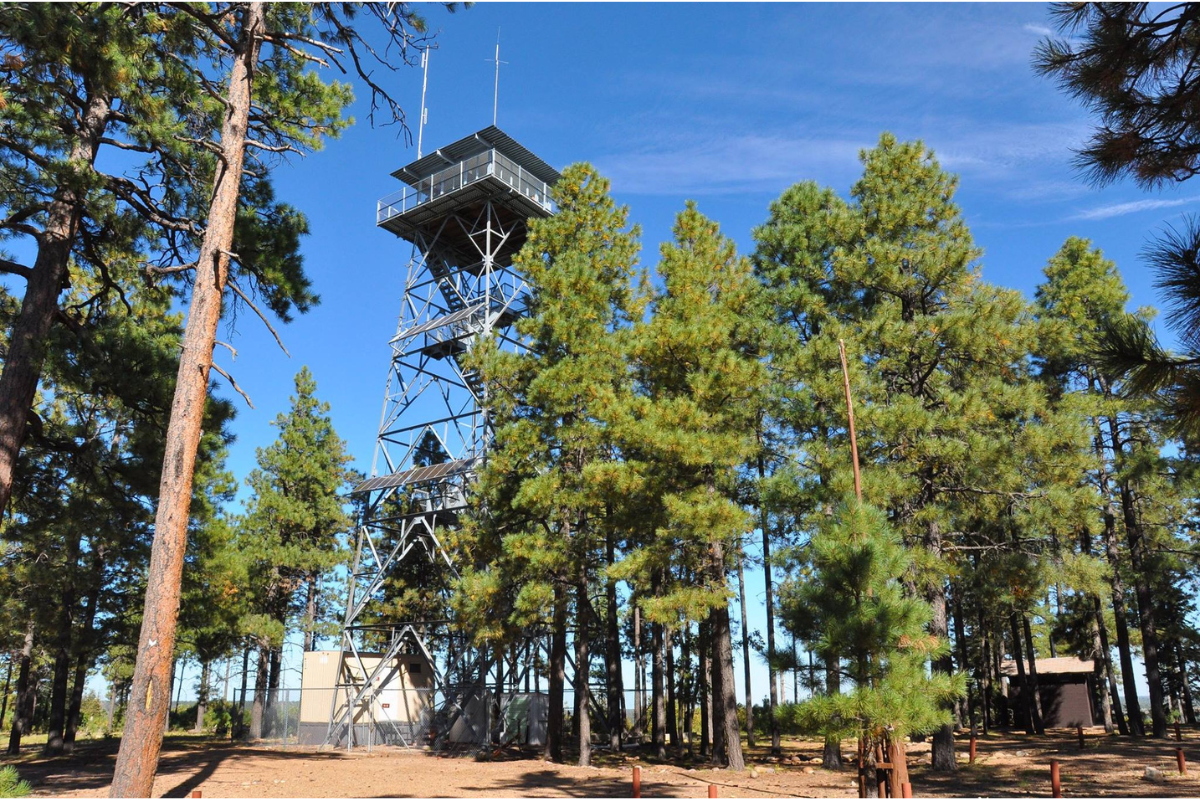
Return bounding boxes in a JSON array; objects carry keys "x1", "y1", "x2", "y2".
[{"x1": 6, "y1": 728, "x2": 1200, "y2": 798}]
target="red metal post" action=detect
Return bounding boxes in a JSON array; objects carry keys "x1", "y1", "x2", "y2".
[
  {"x1": 632, "y1": 765, "x2": 641, "y2": 798},
  {"x1": 1050, "y1": 760, "x2": 1062, "y2": 798},
  {"x1": 1178, "y1": 722, "x2": 1184, "y2": 742},
  {"x1": 901, "y1": 783, "x2": 912, "y2": 798},
  {"x1": 708, "y1": 784, "x2": 718, "y2": 798},
  {"x1": 1178, "y1": 748, "x2": 1188, "y2": 776},
  {"x1": 191, "y1": 792, "x2": 201, "y2": 799},
  {"x1": 969, "y1": 732, "x2": 977, "y2": 764}
]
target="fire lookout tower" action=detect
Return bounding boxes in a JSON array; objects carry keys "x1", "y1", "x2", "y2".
[{"x1": 321, "y1": 127, "x2": 559, "y2": 749}]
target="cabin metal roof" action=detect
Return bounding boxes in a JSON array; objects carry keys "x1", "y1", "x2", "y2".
[
  {"x1": 392, "y1": 126, "x2": 561, "y2": 187},
  {"x1": 1000, "y1": 657, "x2": 1095, "y2": 676}
]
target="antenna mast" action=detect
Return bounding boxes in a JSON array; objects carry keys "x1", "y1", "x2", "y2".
[
  {"x1": 417, "y1": 49, "x2": 430, "y2": 158},
  {"x1": 487, "y1": 29, "x2": 507, "y2": 126}
]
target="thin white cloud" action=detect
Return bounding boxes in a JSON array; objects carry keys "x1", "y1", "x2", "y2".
[
  {"x1": 1024, "y1": 23, "x2": 1053, "y2": 37},
  {"x1": 1069, "y1": 197, "x2": 1199, "y2": 221}
]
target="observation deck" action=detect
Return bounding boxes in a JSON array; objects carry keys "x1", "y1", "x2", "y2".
[{"x1": 377, "y1": 126, "x2": 560, "y2": 242}]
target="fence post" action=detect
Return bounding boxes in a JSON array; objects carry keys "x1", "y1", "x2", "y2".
[
  {"x1": 632, "y1": 765, "x2": 641, "y2": 798},
  {"x1": 969, "y1": 731, "x2": 976, "y2": 764},
  {"x1": 1050, "y1": 759, "x2": 1062, "y2": 798},
  {"x1": 708, "y1": 785, "x2": 717, "y2": 798},
  {"x1": 1178, "y1": 748, "x2": 1188, "y2": 776}
]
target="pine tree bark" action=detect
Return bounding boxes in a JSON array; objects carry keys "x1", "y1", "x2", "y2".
[
  {"x1": 1113, "y1": 460, "x2": 1168, "y2": 737},
  {"x1": 736, "y1": 550, "x2": 755, "y2": 748},
  {"x1": 822, "y1": 653, "x2": 843, "y2": 770},
  {"x1": 303, "y1": 574, "x2": 319, "y2": 651},
  {"x1": 633, "y1": 604, "x2": 643, "y2": 740},
  {"x1": 1090, "y1": 598, "x2": 1119, "y2": 734},
  {"x1": 757, "y1": 452, "x2": 782, "y2": 755},
  {"x1": 0, "y1": 656, "x2": 11, "y2": 730},
  {"x1": 264, "y1": 646, "x2": 282, "y2": 737},
  {"x1": 652, "y1": 620, "x2": 666, "y2": 759},
  {"x1": 1021, "y1": 616, "x2": 1047, "y2": 735},
  {"x1": 65, "y1": 578, "x2": 100, "y2": 751},
  {"x1": 926, "y1": 523, "x2": 956, "y2": 772},
  {"x1": 604, "y1": 526, "x2": 623, "y2": 751},
  {"x1": 249, "y1": 643, "x2": 269, "y2": 740},
  {"x1": 709, "y1": 533, "x2": 745, "y2": 771},
  {"x1": 46, "y1": 528, "x2": 82, "y2": 755},
  {"x1": 575, "y1": 572, "x2": 591, "y2": 767},
  {"x1": 194, "y1": 660, "x2": 211, "y2": 733},
  {"x1": 235, "y1": 647, "x2": 250, "y2": 740},
  {"x1": 546, "y1": 579, "x2": 567, "y2": 763},
  {"x1": 1009, "y1": 613, "x2": 1039, "y2": 734},
  {"x1": 699, "y1": 621, "x2": 711, "y2": 758},
  {"x1": 6, "y1": 619, "x2": 35, "y2": 755},
  {"x1": 952, "y1": 588, "x2": 973, "y2": 730},
  {"x1": 665, "y1": 627, "x2": 678, "y2": 752},
  {"x1": 0, "y1": 91, "x2": 110, "y2": 518},
  {"x1": 109, "y1": 8, "x2": 265, "y2": 794}
]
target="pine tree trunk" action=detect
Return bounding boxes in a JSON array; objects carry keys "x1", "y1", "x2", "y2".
[
  {"x1": 822, "y1": 653, "x2": 843, "y2": 770},
  {"x1": 0, "y1": 91, "x2": 110, "y2": 518},
  {"x1": 1009, "y1": 613, "x2": 1039, "y2": 734},
  {"x1": 6, "y1": 619, "x2": 34, "y2": 755},
  {"x1": 106, "y1": 682, "x2": 118, "y2": 735},
  {"x1": 46, "y1": 529, "x2": 82, "y2": 755},
  {"x1": 926, "y1": 522, "x2": 956, "y2": 772},
  {"x1": 194, "y1": 660, "x2": 211, "y2": 733},
  {"x1": 264, "y1": 646, "x2": 282, "y2": 737},
  {"x1": 1021, "y1": 615, "x2": 1047, "y2": 735},
  {"x1": 250, "y1": 643, "x2": 269, "y2": 740},
  {"x1": 1178, "y1": 646, "x2": 1197, "y2": 725},
  {"x1": 0, "y1": 656, "x2": 11, "y2": 731},
  {"x1": 575, "y1": 573, "x2": 591, "y2": 767},
  {"x1": 1090, "y1": 599, "x2": 1117, "y2": 733},
  {"x1": 710, "y1": 594, "x2": 745, "y2": 770},
  {"x1": 736, "y1": 550, "x2": 755, "y2": 748},
  {"x1": 303, "y1": 574, "x2": 319, "y2": 652},
  {"x1": 699, "y1": 621, "x2": 710, "y2": 758},
  {"x1": 235, "y1": 647, "x2": 250, "y2": 740},
  {"x1": 652, "y1": 620, "x2": 666, "y2": 759},
  {"x1": 1101, "y1": 501, "x2": 1145, "y2": 735},
  {"x1": 546, "y1": 579, "x2": 567, "y2": 762},
  {"x1": 979, "y1": 618, "x2": 992, "y2": 734},
  {"x1": 952, "y1": 588, "x2": 973, "y2": 730},
  {"x1": 633, "y1": 604, "x2": 643, "y2": 740},
  {"x1": 680, "y1": 623, "x2": 693, "y2": 758},
  {"x1": 1113, "y1": 463, "x2": 1168, "y2": 737},
  {"x1": 665, "y1": 627, "x2": 678, "y2": 752},
  {"x1": 758, "y1": 452, "x2": 781, "y2": 755},
  {"x1": 109, "y1": 7, "x2": 265, "y2": 795},
  {"x1": 605, "y1": 526, "x2": 622, "y2": 751},
  {"x1": 65, "y1": 581, "x2": 100, "y2": 751}
]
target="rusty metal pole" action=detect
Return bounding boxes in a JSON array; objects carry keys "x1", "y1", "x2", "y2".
[
  {"x1": 632, "y1": 766, "x2": 641, "y2": 798},
  {"x1": 708, "y1": 785, "x2": 718, "y2": 798},
  {"x1": 969, "y1": 731, "x2": 977, "y2": 764},
  {"x1": 1050, "y1": 760, "x2": 1062, "y2": 798},
  {"x1": 901, "y1": 783, "x2": 912, "y2": 798},
  {"x1": 1178, "y1": 722, "x2": 1184, "y2": 742},
  {"x1": 1178, "y1": 748, "x2": 1188, "y2": 776}
]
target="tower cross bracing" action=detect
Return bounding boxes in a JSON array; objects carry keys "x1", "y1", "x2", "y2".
[{"x1": 325, "y1": 127, "x2": 559, "y2": 750}]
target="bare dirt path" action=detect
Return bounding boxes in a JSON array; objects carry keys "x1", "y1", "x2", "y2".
[{"x1": 5, "y1": 728, "x2": 1200, "y2": 797}]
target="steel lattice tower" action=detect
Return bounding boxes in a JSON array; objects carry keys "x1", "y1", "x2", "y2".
[{"x1": 325, "y1": 127, "x2": 559, "y2": 749}]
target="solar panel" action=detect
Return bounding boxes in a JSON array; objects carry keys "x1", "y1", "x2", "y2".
[{"x1": 353, "y1": 457, "x2": 479, "y2": 494}]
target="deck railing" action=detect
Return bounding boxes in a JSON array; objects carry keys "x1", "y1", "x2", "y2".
[{"x1": 377, "y1": 150, "x2": 555, "y2": 225}]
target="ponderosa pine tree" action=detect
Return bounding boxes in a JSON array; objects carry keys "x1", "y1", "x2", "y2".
[
  {"x1": 621, "y1": 202, "x2": 766, "y2": 771},
  {"x1": 239, "y1": 367, "x2": 354, "y2": 738},
  {"x1": 1033, "y1": 237, "x2": 1183, "y2": 737},
  {"x1": 112, "y1": 6, "x2": 433, "y2": 792},
  {"x1": 456, "y1": 163, "x2": 643, "y2": 765},
  {"x1": 780, "y1": 502, "x2": 960, "y2": 797}
]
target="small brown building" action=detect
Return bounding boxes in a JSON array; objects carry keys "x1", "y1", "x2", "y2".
[{"x1": 1000, "y1": 656, "x2": 1098, "y2": 728}]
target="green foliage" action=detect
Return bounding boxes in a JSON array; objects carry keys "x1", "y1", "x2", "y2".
[
  {"x1": 780, "y1": 502, "x2": 962, "y2": 743},
  {"x1": 0, "y1": 766, "x2": 30, "y2": 799}
]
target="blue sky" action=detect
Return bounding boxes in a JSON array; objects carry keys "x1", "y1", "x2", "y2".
[{"x1": 181, "y1": 3, "x2": 1176, "y2": 700}]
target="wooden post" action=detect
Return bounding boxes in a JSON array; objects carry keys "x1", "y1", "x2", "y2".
[
  {"x1": 839, "y1": 339, "x2": 862, "y2": 504},
  {"x1": 1177, "y1": 721, "x2": 1184, "y2": 742},
  {"x1": 708, "y1": 785, "x2": 718, "y2": 798},
  {"x1": 1050, "y1": 760, "x2": 1062, "y2": 798},
  {"x1": 1178, "y1": 748, "x2": 1187, "y2": 776},
  {"x1": 632, "y1": 765, "x2": 641, "y2": 798},
  {"x1": 191, "y1": 792, "x2": 201, "y2": 799},
  {"x1": 1077, "y1": 725, "x2": 1084, "y2": 750},
  {"x1": 901, "y1": 783, "x2": 912, "y2": 798},
  {"x1": 969, "y1": 731, "x2": 976, "y2": 764}
]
